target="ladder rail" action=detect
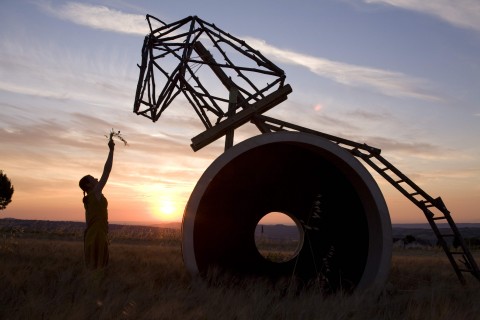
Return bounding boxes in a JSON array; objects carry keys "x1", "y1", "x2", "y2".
[
  {"x1": 356, "y1": 148, "x2": 480, "y2": 282},
  {"x1": 255, "y1": 115, "x2": 480, "y2": 283},
  {"x1": 424, "y1": 210, "x2": 466, "y2": 283}
]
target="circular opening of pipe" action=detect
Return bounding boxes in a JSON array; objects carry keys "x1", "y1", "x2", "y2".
[{"x1": 254, "y1": 212, "x2": 304, "y2": 263}]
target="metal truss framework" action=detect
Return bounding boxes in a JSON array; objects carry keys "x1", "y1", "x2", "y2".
[{"x1": 134, "y1": 15, "x2": 291, "y2": 149}]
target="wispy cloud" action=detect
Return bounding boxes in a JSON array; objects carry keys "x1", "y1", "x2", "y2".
[
  {"x1": 0, "y1": 81, "x2": 70, "y2": 101},
  {"x1": 245, "y1": 37, "x2": 440, "y2": 101},
  {"x1": 39, "y1": 2, "x2": 439, "y2": 101},
  {"x1": 345, "y1": 109, "x2": 392, "y2": 122},
  {"x1": 38, "y1": 1, "x2": 148, "y2": 35},
  {"x1": 365, "y1": 0, "x2": 480, "y2": 32},
  {"x1": 364, "y1": 136, "x2": 447, "y2": 156}
]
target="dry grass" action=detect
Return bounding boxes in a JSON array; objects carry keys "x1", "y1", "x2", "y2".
[{"x1": 1, "y1": 228, "x2": 480, "y2": 319}]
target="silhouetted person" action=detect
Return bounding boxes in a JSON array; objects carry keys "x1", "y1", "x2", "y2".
[{"x1": 78, "y1": 137, "x2": 115, "y2": 269}]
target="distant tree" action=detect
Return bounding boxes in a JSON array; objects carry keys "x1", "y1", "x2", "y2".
[
  {"x1": 458, "y1": 237, "x2": 480, "y2": 249},
  {"x1": 0, "y1": 170, "x2": 14, "y2": 211},
  {"x1": 403, "y1": 235, "x2": 416, "y2": 247}
]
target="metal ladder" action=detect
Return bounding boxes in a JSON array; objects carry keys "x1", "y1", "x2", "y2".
[{"x1": 255, "y1": 114, "x2": 480, "y2": 284}]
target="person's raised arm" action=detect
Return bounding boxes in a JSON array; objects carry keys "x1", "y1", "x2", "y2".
[{"x1": 93, "y1": 138, "x2": 115, "y2": 198}]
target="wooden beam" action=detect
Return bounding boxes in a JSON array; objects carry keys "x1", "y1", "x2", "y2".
[
  {"x1": 191, "y1": 84, "x2": 292, "y2": 151},
  {"x1": 193, "y1": 41, "x2": 237, "y2": 91},
  {"x1": 224, "y1": 88, "x2": 238, "y2": 150}
]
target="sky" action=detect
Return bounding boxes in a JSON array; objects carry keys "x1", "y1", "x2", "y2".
[{"x1": 1, "y1": 0, "x2": 479, "y2": 225}]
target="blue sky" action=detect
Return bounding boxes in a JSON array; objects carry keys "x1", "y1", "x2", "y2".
[{"x1": 1, "y1": 0, "x2": 479, "y2": 224}]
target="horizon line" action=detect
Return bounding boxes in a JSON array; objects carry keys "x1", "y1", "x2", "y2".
[{"x1": 2, "y1": 217, "x2": 480, "y2": 228}]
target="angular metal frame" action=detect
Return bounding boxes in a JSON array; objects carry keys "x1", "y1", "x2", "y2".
[{"x1": 134, "y1": 15, "x2": 290, "y2": 150}]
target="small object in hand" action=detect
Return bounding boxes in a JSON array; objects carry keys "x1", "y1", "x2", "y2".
[{"x1": 105, "y1": 128, "x2": 128, "y2": 146}]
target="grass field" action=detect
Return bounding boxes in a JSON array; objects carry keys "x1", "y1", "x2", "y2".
[{"x1": 1, "y1": 223, "x2": 480, "y2": 319}]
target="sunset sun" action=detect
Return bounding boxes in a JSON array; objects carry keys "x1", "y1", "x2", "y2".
[
  {"x1": 152, "y1": 197, "x2": 179, "y2": 221},
  {"x1": 160, "y1": 199, "x2": 175, "y2": 216}
]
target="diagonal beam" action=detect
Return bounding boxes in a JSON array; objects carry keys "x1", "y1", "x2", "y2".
[{"x1": 190, "y1": 84, "x2": 292, "y2": 151}]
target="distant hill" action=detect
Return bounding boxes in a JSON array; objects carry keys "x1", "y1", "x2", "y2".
[
  {"x1": 2, "y1": 218, "x2": 480, "y2": 245},
  {"x1": 255, "y1": 224, "x2": 301, "y2": 241},
  {"x1": 150, "y1": 222, "x2": 182, "y2": 229},
  {"x1": 392, "y1": 225, "x2": 480, "y2": 245},
  {"x1": 0, "y1": 218, "x2": 180, "y2": 242},
  {"x1": 393, "y1": 223, "x2": 480, "y2": 229},
  {"x1": 255, "y1": 223, "x2": 480, "y2": 245}
]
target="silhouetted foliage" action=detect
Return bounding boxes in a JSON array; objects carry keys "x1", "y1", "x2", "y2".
[
  {"x1": 455, "y1": 237, "x2": 480, "y2": 249},
  {"x1": 403, "y1": 235, "x2": 416, "y2": 246},
  {"x1": 0, "y1": 170, "x2": 14, "y2": 211}
]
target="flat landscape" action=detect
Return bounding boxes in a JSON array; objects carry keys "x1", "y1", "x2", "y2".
[{"x1": 1, "y1": 218, "x2": 480, "y2": 320}]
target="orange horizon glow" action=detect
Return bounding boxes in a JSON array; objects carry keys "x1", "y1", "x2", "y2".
[
  {"x1": 3, "y1": 177, "x2": 480, "y2": 226},
  {"x1": 3, "y1": 119, "x2": 477, "y2": 226}
]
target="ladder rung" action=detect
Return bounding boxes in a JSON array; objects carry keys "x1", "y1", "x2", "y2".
[
  {"x1": 395, "y1": 179, "x2": 404, "y2": 184},
  {"x1": 432, "y1": 216, "x2": 447, "y2": 221},
  {"x1": 419, "y1": 200, "x2": 434, "y2": 207},
  {"x1": 410, "y1": 192, "x2": 420, "y2": 196},
  {"x1": 458, "y1": 269, "x2": 474, "y2": 273},
  {"x1": 381, "y1": 167, "x2": 390, "y2": 172}
]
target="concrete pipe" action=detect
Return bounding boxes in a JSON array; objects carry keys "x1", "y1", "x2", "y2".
[{"x1": 182, "y1": 131, "x2": 392, "y2": 291}]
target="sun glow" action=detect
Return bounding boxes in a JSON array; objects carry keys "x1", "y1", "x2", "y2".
[
  {"x1": 137, "y1": 183, "x2": 187, "y2": 222},
  {"x1": 152, "y1": 197, "x2": 181, "y2": 222},
  {"x1": 161, "y1": 199, "x2": 175, "y2": 216}
]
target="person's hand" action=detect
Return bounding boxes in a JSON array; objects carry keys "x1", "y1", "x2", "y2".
[{"x1": 108, "y1": 138, "x2": 115, "y2": 151}]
